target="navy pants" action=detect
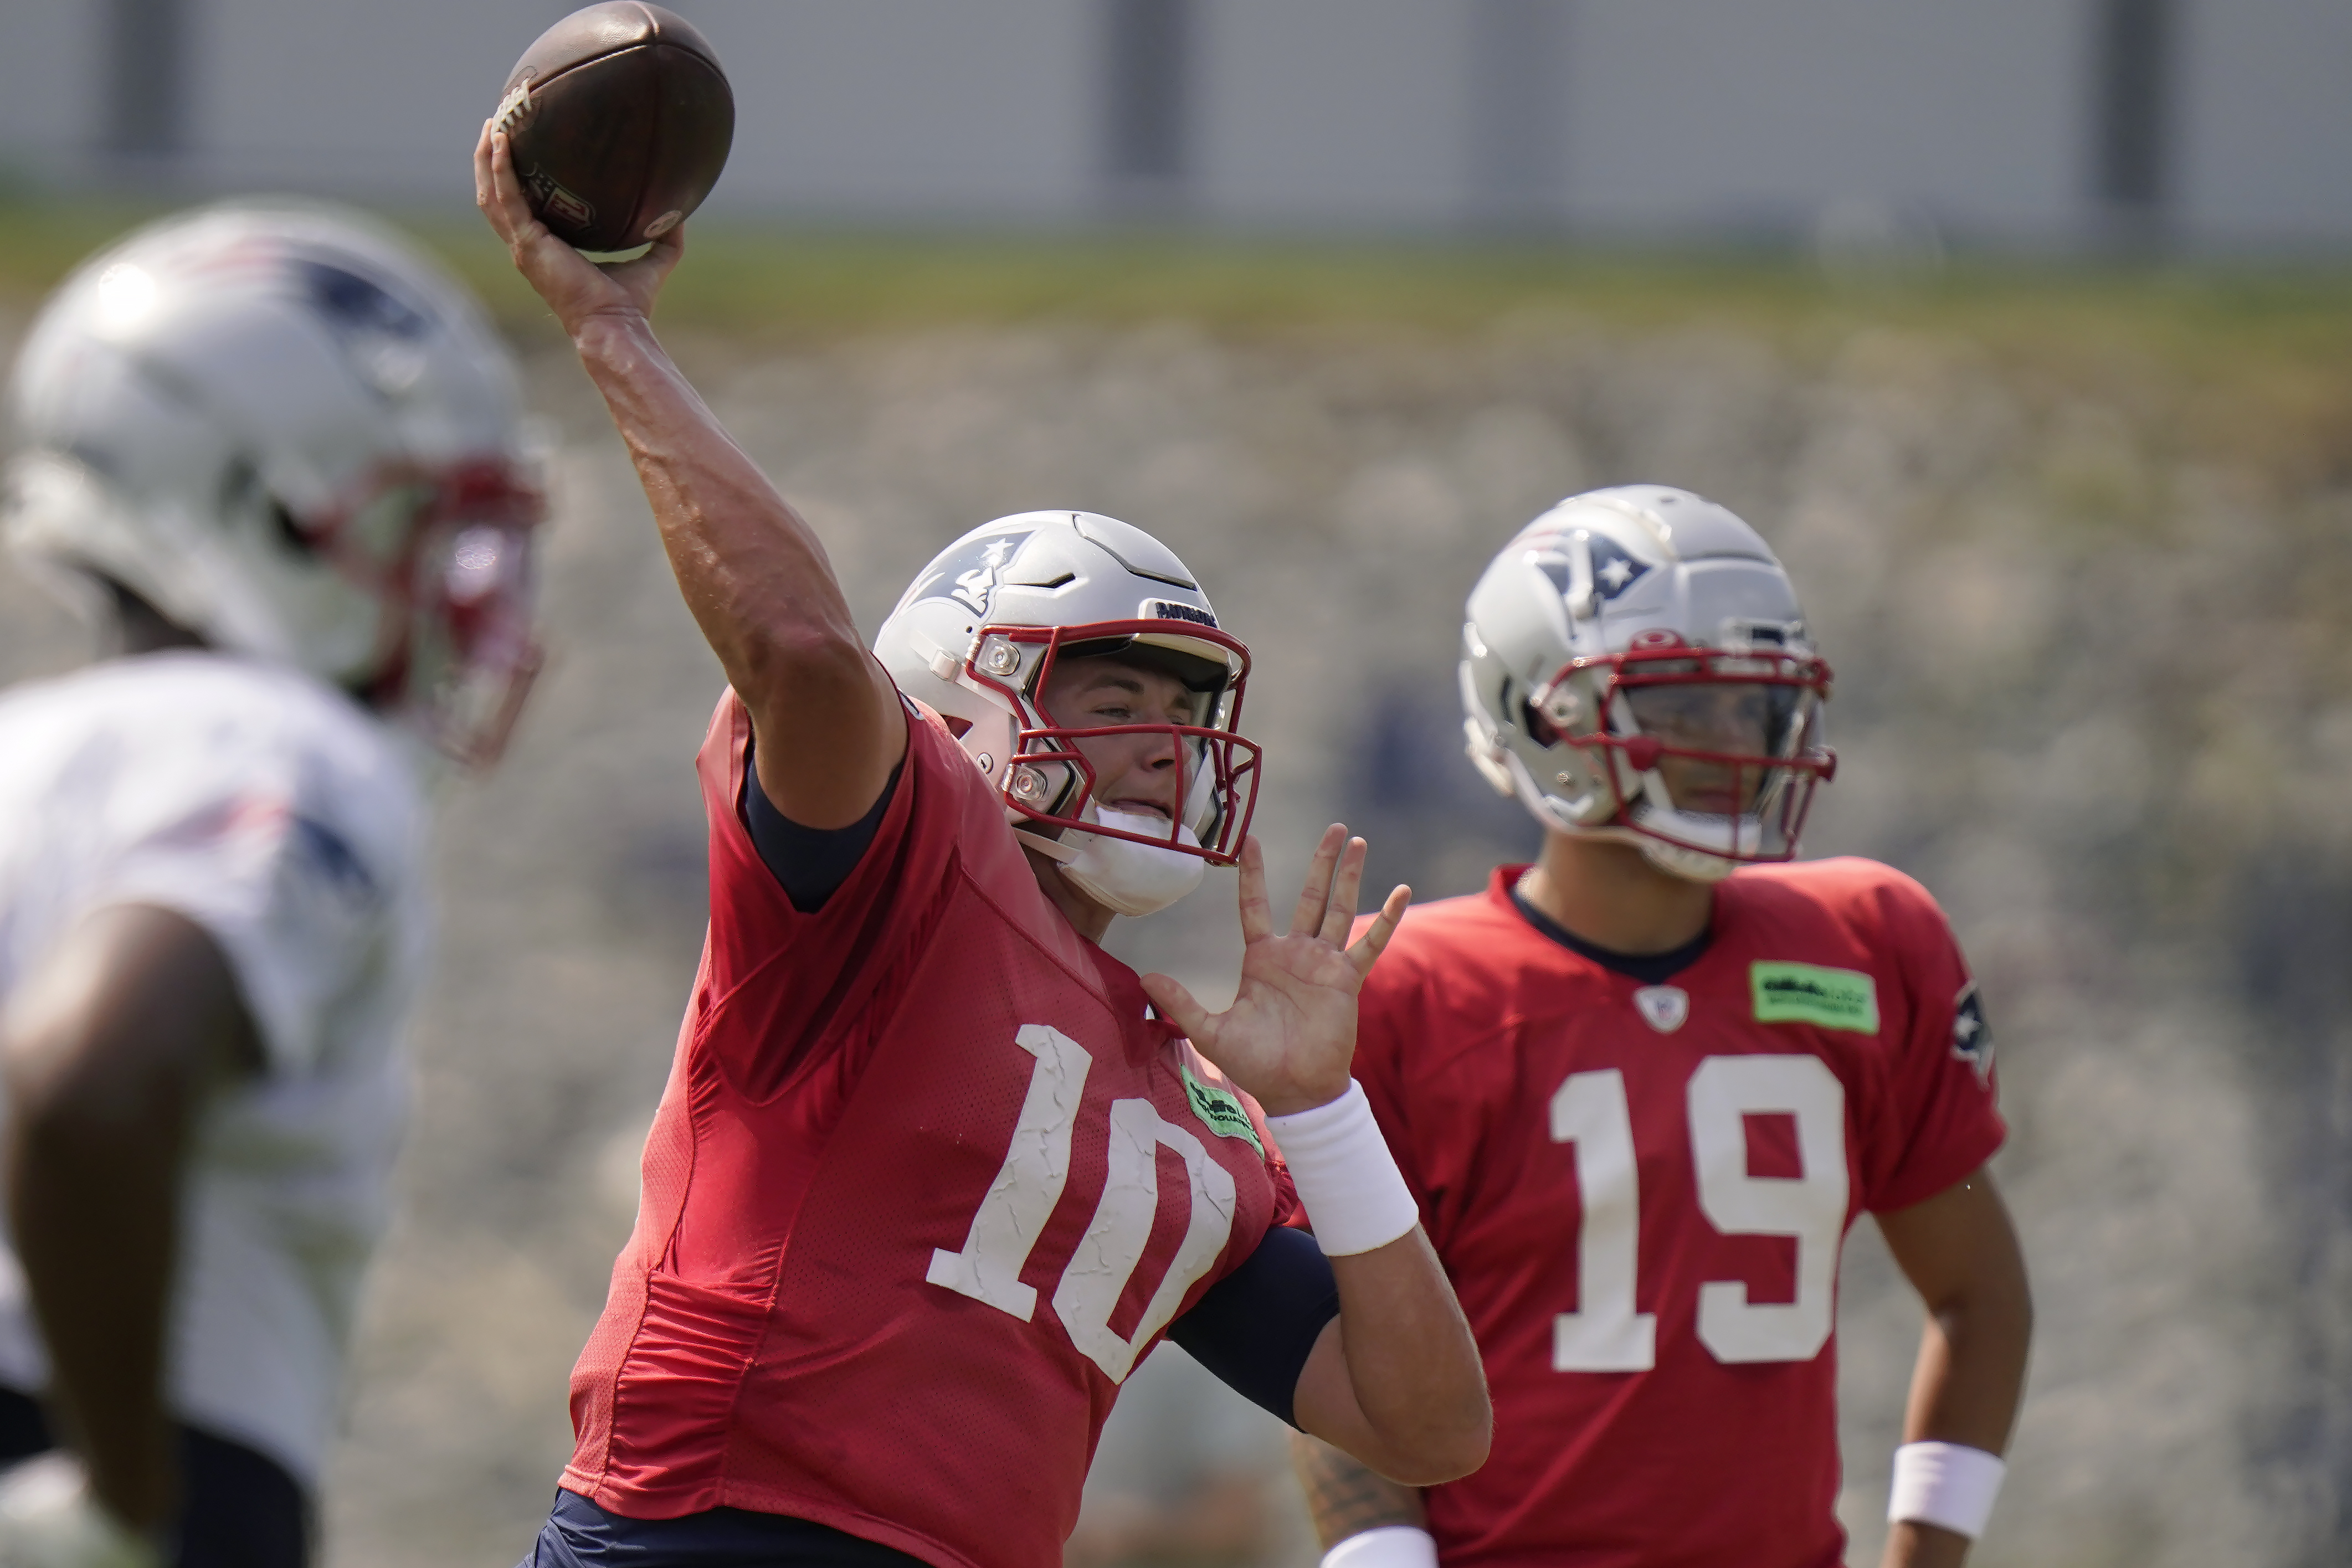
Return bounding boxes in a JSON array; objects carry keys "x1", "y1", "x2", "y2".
[
  {"x1": 0, "y1": 1386, "x2": 309, "y2": 1568},
  {"x1": 520, "y1": 1488, "x2": 931, "y2": 1568}
]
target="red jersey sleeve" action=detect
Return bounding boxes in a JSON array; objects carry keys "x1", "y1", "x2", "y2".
[
  {"x1": 1859, "y1": 874, "x2": 2007, "y2": 1212},
  {"x1": 1344, "y1": 907, "x2": 1499, "y2": 1253},
  {"x1": 691, "y1": 689, "x2": 974, "y2": 1101}
]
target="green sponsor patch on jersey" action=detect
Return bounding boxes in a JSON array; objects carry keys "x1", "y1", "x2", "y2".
[
  {"x1": 1751, "y1": 961, "x2": 1880, "y2": 1034},
  {"x1": 1183, "y1": 1064, "x2": 1265, "y2": 1155}
]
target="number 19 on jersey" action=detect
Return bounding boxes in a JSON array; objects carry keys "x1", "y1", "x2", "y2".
[{"x1": 1549, "y1": 1055, "x2": 1848, "y2": 1371}]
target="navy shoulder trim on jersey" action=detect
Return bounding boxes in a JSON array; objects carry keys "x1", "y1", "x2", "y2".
[
  {"x1": 740, "y1": 746, "x2": 905, "y2": 914},
  {"x1": 1509, "y1": 885, "x2": 1712, "y2": 984},
  {"x1": 1168, "y1": 1225, "x2": 1338, "y2": 1428}
]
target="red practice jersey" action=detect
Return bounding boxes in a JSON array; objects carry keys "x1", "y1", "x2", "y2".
[
  {"x1": 1351, "y1": 863, "x2": 2003, "y2": 1568},
  {"x1": 563, "y1": 692, "x2": 1295, "y2": 1568}
]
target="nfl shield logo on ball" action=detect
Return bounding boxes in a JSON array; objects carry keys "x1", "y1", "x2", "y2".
[
  {"x1": 1633, "y1": 985, "x2": 1689, "y2": 1033},
  {"x1": 523, "y1": 168, "x2": 594, "y2": 229}
]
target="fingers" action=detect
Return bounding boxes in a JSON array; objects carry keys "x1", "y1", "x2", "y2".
[
  {"x1": 473, "y1": 120, "x2": 495, "y2": 212},
  {"x1": 1235, "y1": 836, "x2": 1274, "y2": 944},
  {"x1": 486, "y1": 132, "x2": 537, "y2": 237},
  {"x1": 1317, "y1": 835, "x2": 1369, "y2": 947},
  {"x1": 618, "y1": 222, "x2": 688, "y2": 294},
  {"x1": 1139, "y1": 973, "x2": 1213, "y2": 1044},
  {"x1": 1288, "y1": 824, "x2": 1348, "y2": 938},
  {"x1": 1346, "y1": 883, "x2": 1413, "y2": 978}
]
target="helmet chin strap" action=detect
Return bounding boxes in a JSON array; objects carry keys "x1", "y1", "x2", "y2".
[
  {"x1": 1013, "y1": 806, "x2": 1205, "y2": 918},
  {"x1": 1632, "y1": 833, "x2": 1740, "y2": 884},
  {"x1": 1010, "y1": 826, "x2": 1079, "y2": 864}
]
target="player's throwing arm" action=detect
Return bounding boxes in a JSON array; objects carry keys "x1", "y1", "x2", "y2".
[
  {"x1": 475, "y1": 124, "x2": 903, "y2": 829},
  {"x1": 481, "y1": 99, "x2": 1487, "y2": 1568}
]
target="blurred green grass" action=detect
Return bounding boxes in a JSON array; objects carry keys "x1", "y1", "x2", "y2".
[{"x1": 4, "y1": 195, "x2": 2352, "y2": 380}]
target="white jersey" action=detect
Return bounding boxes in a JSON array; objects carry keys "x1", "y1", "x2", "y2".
[{"x1": 0, "y1": 652, "x2": 432, "y2": 1489}]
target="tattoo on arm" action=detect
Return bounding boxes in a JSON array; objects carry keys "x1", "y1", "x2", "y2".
[{"x1": 1290, "y1": 1432, "x2": 1427, "y2": 1550}]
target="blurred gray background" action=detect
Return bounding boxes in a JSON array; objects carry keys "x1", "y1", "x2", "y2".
[
  {"x1": 1, "y1": 0, "x2": 2350, "y2": 247},
  {"x1": 0, "y1": 2, "x2": 2349, "y2": 1567}
]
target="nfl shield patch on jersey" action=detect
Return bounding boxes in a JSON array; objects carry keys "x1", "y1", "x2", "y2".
[{"x1": 1632, "y1": 985, "x2": 1689, "y2": 1033}]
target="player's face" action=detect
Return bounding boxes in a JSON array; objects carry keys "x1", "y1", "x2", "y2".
[
  {"x1": 1622, "y1": 680, "x2": 1792, "y2": 815},
  {"x1": 1037, "y1": 656, "x2": 1202, "y2": 822}
]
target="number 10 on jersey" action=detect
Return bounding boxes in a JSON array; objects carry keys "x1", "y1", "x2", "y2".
[{"x1": 1550, "y1": 1056, "x2": 1848, "y2": 1371}]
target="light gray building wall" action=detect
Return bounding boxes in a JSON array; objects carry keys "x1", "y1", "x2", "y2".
[
  {"x1": 1195, "y1": 0, "x2": 1477, "y2": 226},
  {"x1": 2178, "y1": 0, "x2": 2352, "y2": 244},
  {"x1": 0, "y1": 0, "x2": 2345, "y2": 248},
  {"x1": 689, "y1": 0, "x2": 1096, "y2": 219},
  {"x1": 188, "y1": 0, "x2": 535, "y2": 198},
  {"x1": 1553, "y1": 0, "x2": 2087, "y2": 242},
  {"x1": 0, "y1": 1, "x2": 103, "y2": 171}
]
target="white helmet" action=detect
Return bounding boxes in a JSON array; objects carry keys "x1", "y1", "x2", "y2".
[
  {"x1": 1460, "y1": 485, "x2": 1835, "y2": 882},
  {"x1": 4, "y1": 200, "x2": 545, "y2": 765},
  {"x1": 874, "y1": 511, "x2": 1259, "y2": 917}
]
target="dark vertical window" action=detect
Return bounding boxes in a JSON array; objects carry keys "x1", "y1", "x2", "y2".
[
  {"x1": 2092, "y1": 0, "x2": 2172, "y2": 224},
  {"x1": 1105, "y1": 0, "x2": 1191, "y2": 198},
  {"x1": 106, "y1": 0, "x2": 188, "y2": 160},
  {"x1": 1468, "y1": 0, "x2": 1567, "y2": 226}
]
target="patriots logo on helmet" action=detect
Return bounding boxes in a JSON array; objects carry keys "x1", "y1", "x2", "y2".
[
  {"x1": 297, "y1": 257, "x2": 431, "y2": 340},
  {"x1": 910, "y1": 530, "x2": 1036, "y2": 619},
  {"x1": 1586, "y1": 533, "x2": 1651, "y2": 600},
  {"x1": 1951, "y1": 981, "x2": 1993, "y2": 1083},
  {"x1": 295, "y1": 255, "x2": 436, "y2": 398}
]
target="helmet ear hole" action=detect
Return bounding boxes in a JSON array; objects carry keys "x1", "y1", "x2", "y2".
[
  {"x1": 265, "y1": 497, "x2": 324, "y2": 561},
  {"x1": 101, "y1": 576, "x2": 204, "y2": 654}
]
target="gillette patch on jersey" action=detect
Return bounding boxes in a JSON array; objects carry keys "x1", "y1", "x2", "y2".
[
  {"x1": 1182, "y1": 1065, "x2": 1264, "y2": 1155},
  {"x1": 1750, "y1": 961, "x2": 1880, "y2": 1034}
]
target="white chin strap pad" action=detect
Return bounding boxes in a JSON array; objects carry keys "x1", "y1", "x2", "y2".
[
  {"x1": 1057, "y1": 806, "x2": 1205, "y2": 917},
  {"x1": 1635, "y1": 833, "x2": 1741, "y2": 883}
]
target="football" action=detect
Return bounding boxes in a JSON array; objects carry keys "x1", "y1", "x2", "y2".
[{"x1": 491, "y1": 2, "x2": 735, "y2": 256}]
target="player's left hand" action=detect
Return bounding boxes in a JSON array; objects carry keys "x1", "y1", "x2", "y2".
[
  {"x1": 0, "y1": 1456, "x2": 163, "y2": 1568},
  {"x1": 1142, "y1": 826, "x2": 1409, "y2": 1117},
  {"x1": 474, "y1": 121, "x2": 681, "y2": 337}
]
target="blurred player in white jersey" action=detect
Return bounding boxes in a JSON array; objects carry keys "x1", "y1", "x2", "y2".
[{"x1": 0, "y1": 203, "x2": 544, "y2": 1567}]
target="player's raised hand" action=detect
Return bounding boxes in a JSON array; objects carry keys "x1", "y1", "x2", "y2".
[
  {"x1": 1141, "y1": 826, "x2": 1409, "y2": 1117},
  {"x1": 474, "y1": 124, "x2": 681, "y2": 336}
]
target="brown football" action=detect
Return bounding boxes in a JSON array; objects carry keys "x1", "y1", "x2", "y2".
[{"x1": 491, "y1": 2, "x2": 733, "y2": 255}]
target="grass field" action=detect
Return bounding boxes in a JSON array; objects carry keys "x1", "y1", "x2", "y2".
[{"x1": 4, "y1": 194, "x2": 2352, "y2": 373}]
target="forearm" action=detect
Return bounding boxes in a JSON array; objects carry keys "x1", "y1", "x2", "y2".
[
  {"x1": 1900, "y1": 1291, "x2": 2030, "y2": 1455},
  {"x1": 1879, "y1": 1297, "x2": 2030, "y2": 1568},
  {"x1": 1305, "y1": 1231, "x2": 1489, "y2": 1484},
  {"x1": 1875, "y1": 1173, "x2": 2032, "y2": 1568},
  {"x1": 1333, "y1": 1235, "x2": 1486, "y2": 1455},
  {"x1": 571, "y1": 313, "x2": 864, "y2": 692},
  {"x1": 6, "y1": 1103, "x2": 183, "y2": 1529},
  {"x1": 1289, "y1": 1431, "x2": 1424, "y2": 1550}
]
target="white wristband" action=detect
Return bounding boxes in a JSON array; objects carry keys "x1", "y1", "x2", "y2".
[
  {"x1": 1321, "y1": 1525, "x2": 1438, "y2": 1568},
  {"x1": 1887, "y1": 1441, "x2": 2006, "y2": 1540},
  {"x1": 1266, "y1": 1081, "x2": 1421, "y2": 1257}
]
